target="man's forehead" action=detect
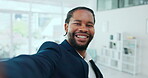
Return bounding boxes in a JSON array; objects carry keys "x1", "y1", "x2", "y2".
[
  {"x1": 73, "y1": 9, "x2": 92, "y2": 14},
  {"x1": 72, "y1": 10, "x2": 94, "y2": 22}
]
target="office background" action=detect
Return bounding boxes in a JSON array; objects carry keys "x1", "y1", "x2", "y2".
[{"x1": 0, "y1": 0, "x2": 148, "y2": 78}]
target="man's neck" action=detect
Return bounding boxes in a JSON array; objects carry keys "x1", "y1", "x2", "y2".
[{"x1": 77, "y1": 50, "x2": 86, "y2": 58}]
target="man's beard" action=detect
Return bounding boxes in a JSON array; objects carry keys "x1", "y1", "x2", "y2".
[{"x1": 67, "y1": 32, "x2": 93, "y2": 51}]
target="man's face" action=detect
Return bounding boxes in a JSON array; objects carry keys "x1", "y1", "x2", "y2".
[{"x1": 65, "y1": 9, "x2": 95, "y2": 51}]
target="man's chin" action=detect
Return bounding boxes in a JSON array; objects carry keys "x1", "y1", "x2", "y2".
[
  {"x1": 76, "y1": 41, "x2": 88, "y2": 47},
  {"x1": 74, "y1": 44, "x2": 88, "y2": 51},
  {"x1": 69, "y1": 39, "x2": 89, "y2": 51}
]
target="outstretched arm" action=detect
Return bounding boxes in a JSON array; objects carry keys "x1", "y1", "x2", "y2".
[{"x1": 0, "y1": 41, "x2": 61, "y2": 78}]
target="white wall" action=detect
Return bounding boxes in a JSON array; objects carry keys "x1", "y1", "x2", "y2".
[{"x1": 93, "y1": 5, "x2": 148, "y2": 76}]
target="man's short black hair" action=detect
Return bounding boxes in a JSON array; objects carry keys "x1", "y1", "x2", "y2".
[{"x1": 65, "y1": 6, "x2": 95, "y2": 24}]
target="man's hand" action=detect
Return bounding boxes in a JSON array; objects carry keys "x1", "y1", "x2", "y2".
[{"x1": 0, "y1": 62, "x2": 5, "y2": 78}]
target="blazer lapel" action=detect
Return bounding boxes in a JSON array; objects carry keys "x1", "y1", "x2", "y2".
[
  {"x1": 60, "y1": 40, "x2": 82, "y2": 58},
  {"x1": 60, "y1": 40, "x2": 88, "y2": 78}
]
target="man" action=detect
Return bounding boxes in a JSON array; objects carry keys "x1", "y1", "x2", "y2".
[{"x1": 0, "y1": 6, "x2": 103, "y2": 78}]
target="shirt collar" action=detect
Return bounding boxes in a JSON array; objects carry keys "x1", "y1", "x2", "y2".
[{"x1": 77, "y1": 51, "x2": 92, "y2": 62}]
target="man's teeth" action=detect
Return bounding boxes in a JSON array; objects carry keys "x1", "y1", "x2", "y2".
[{"x1": 76, "y1": 35, "x2": 87, "y2": 38}]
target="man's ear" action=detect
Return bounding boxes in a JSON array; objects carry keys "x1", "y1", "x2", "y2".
[{"x1": 64, "y1": 23, "x2": 68, "y2": 32}]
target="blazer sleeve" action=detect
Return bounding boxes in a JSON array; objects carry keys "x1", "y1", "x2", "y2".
[{"x1": 3, "y1": 41, "x2": 62, "y2": 78}]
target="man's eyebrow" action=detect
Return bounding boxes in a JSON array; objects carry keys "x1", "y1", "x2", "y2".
[
  {"x1": 73, "y1": 20, "x2": 81, "y2": 22},
  {"x1": 87, "y1": 21, "x2": 94, "y2": 25}
]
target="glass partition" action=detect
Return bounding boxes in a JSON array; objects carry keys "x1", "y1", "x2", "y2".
[
  {"x1": 0, "y1": 0, "x2": 69, "y2": 58},
  {"x1": 0, "y1": 13, "x2": 11, "y2": 58},
  {"x1": 31, "y1": 13, "x2": 63, "y2": 54},
  {"x1": 12, "y1": 13, "x2": 29, "y2": 56},
  {"x1": 97, "y1": 0, "x2": 148, "y2": 11}
]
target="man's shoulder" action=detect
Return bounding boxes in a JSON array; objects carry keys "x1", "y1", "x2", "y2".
[
  {"x1": 37, "y1": 41, "x2": 60, "y2": 53},
  {"x1": 42, "y1": 41, "x2": 59, "y2": 46}
]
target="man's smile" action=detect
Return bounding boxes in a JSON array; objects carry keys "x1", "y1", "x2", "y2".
[
  {"x1": 74, "y1": 33, "x2": 89, "y2": 42},
  {"x1": 75, "y1": 35, "x2": 89, "y2": 38}
]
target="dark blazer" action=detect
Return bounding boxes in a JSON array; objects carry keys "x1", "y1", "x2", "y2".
[{"x1": 3, "y1": 40, "x2": 103, "y2": 78}]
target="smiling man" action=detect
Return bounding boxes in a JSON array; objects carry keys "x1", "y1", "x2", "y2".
[
  {"x1": 0, "y1": 7, "x2": 103, "y2": 78},
  {"x1": 63, "y1": 7, "x2": 103, "y2": 78},
  {"x1": 65, "y1": 8, "x2": 95, "y2": 57}
]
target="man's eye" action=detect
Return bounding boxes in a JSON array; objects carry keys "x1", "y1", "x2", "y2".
[
  {"x1": 74, "y1": 23, "x2": 81, "y2": 25},
  {"x1": 87, "y1": 25, "x2": 94, "y2": 27}
]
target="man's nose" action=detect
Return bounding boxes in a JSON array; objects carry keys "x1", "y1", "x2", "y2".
[{"x1": 78, "y1": 24, "x2": 88, "y2": 33}]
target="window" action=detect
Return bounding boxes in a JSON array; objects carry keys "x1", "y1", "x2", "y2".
[
  {"x1": 0, "y1": 0, "x2": 66, "y2": 58},
  {"x1": 31, "y1": 13, "x2": 63, "y2": 54},
  {"x1": 12, "y1": 13, "x2": 29, "y2": 56},
  {"x1": 97, "y1": 0, "x2": 148, "y2": 11},
  {"x1": 0, "y1": 13, "x2": 11, "y2": 58}
]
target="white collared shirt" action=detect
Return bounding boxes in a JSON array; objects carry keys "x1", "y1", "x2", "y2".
[{"x1": 77, "y1": 52, "x2": 96, "y2": 78}]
